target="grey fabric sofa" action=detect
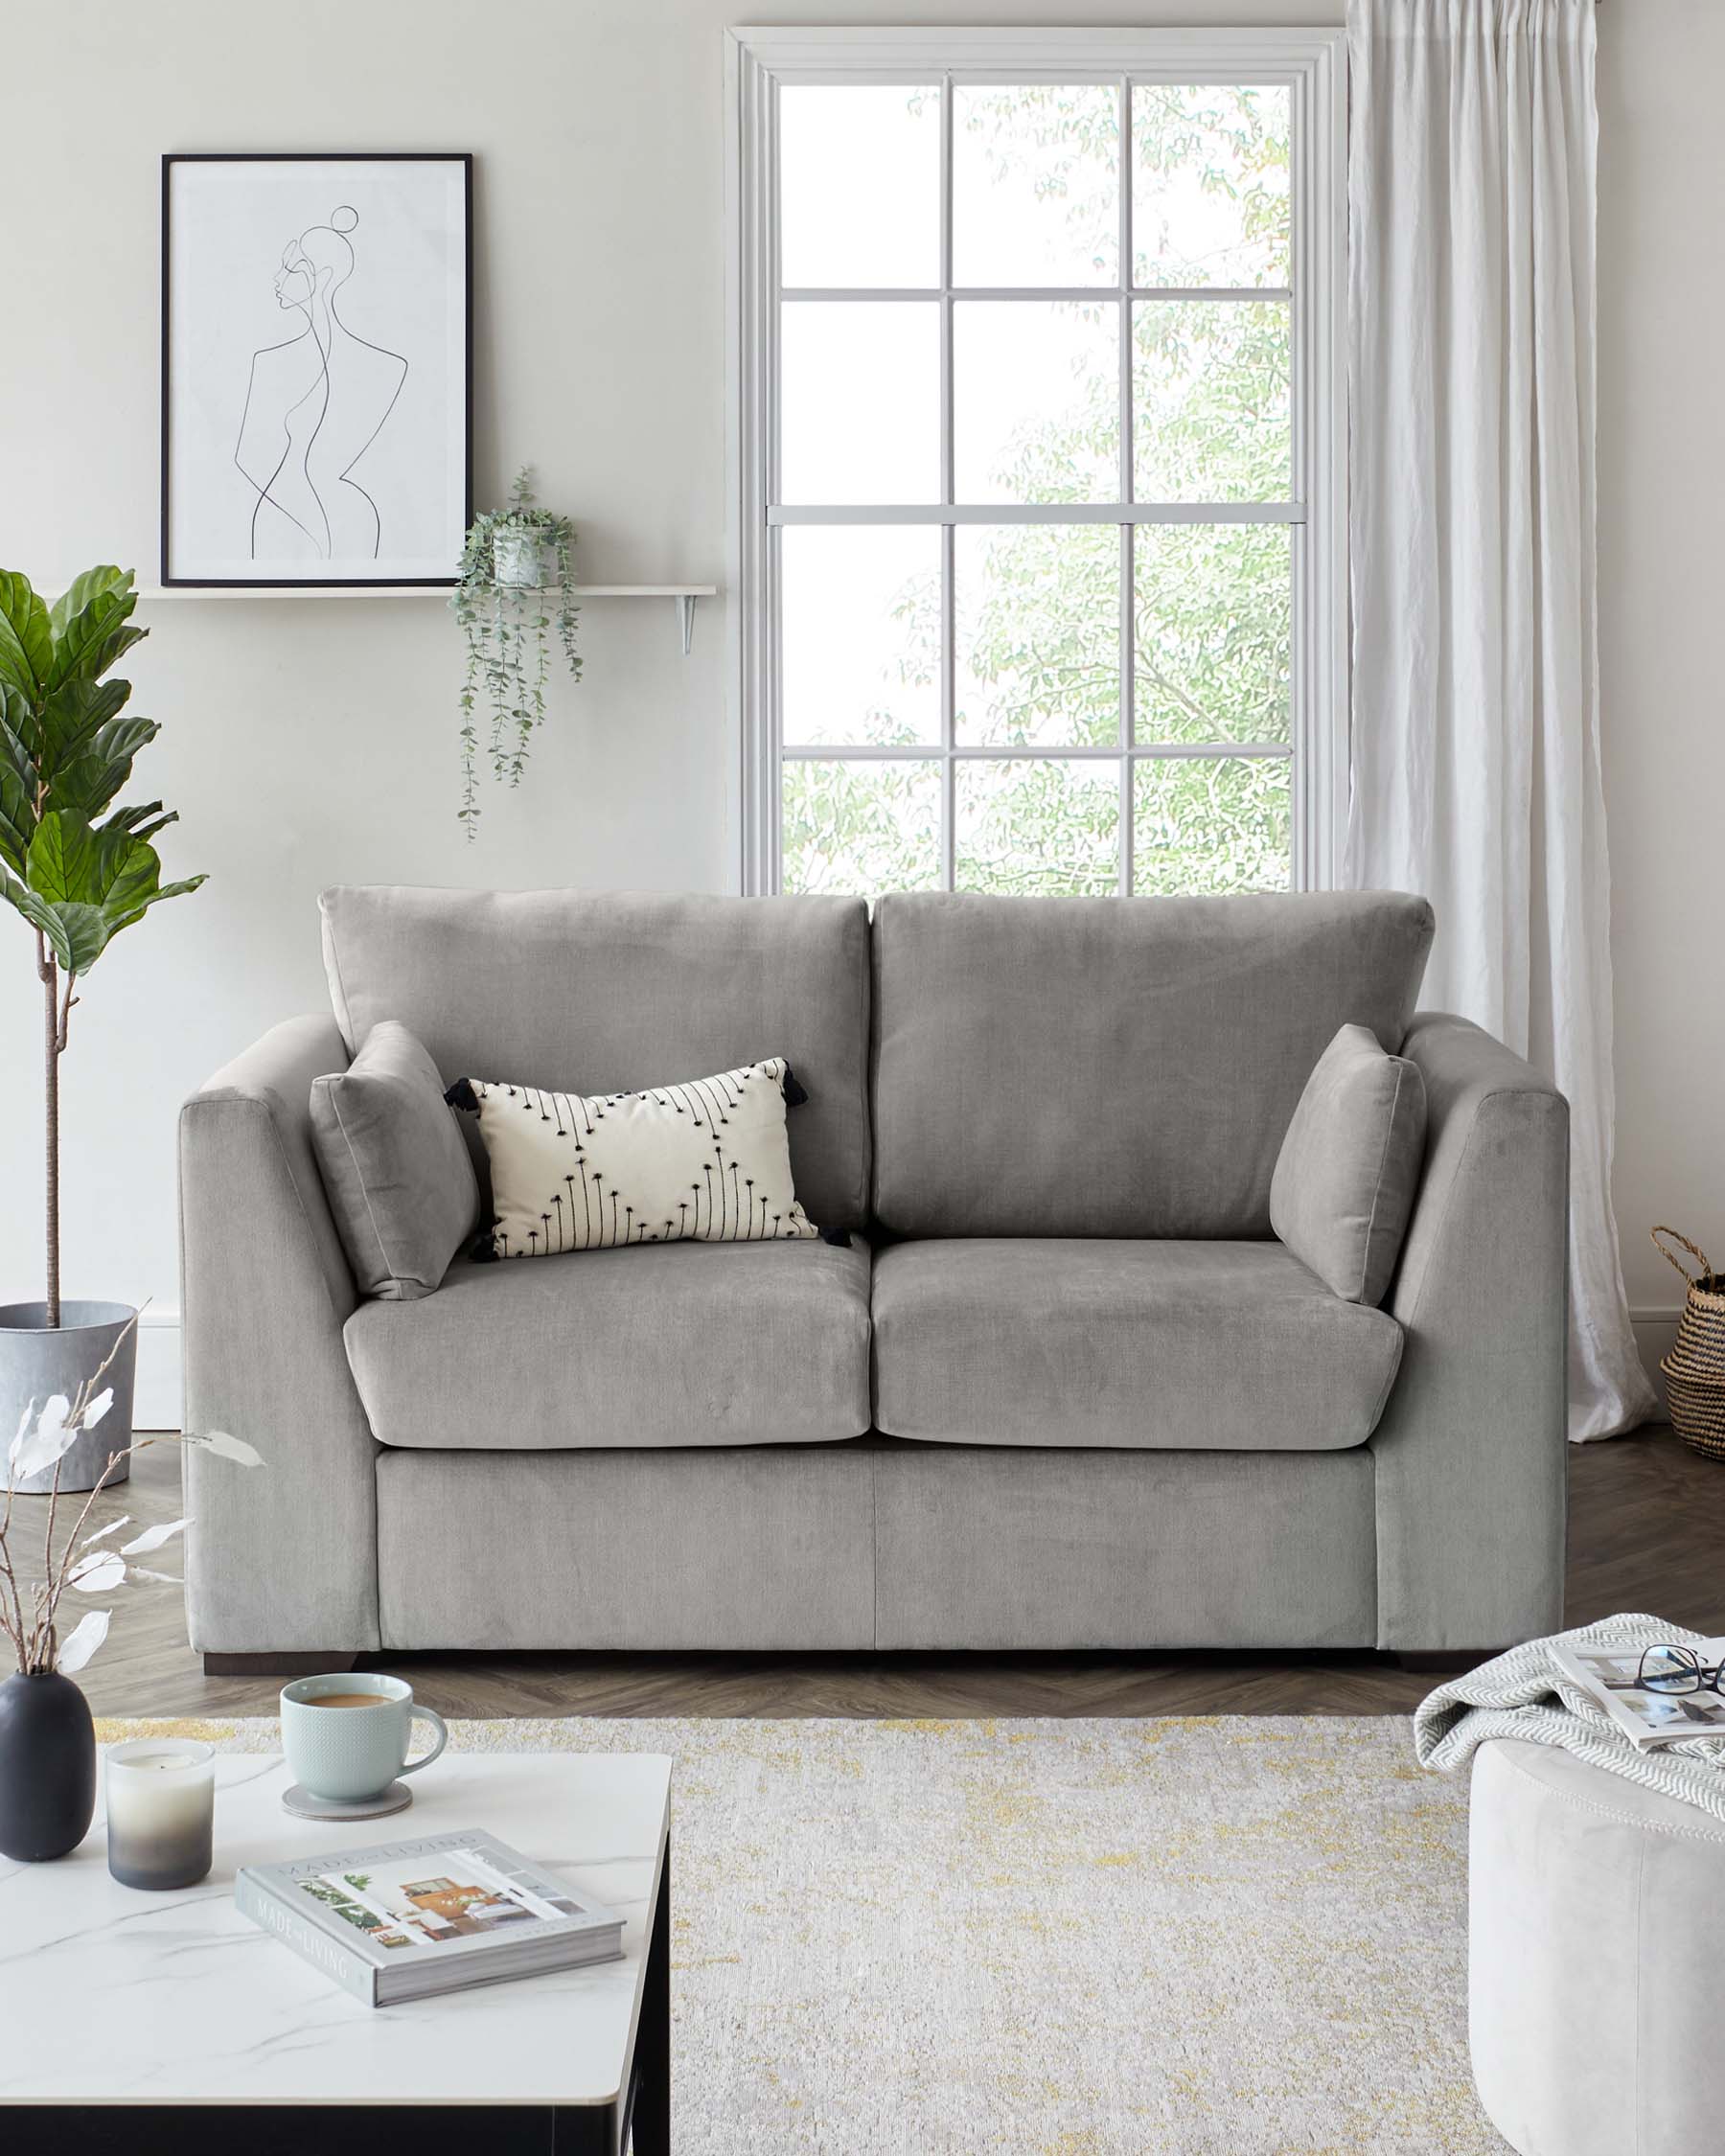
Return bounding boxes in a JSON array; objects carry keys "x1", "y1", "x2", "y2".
[{"x1": 179, "y1": 886, "x2": 1569, "y2": 1670}]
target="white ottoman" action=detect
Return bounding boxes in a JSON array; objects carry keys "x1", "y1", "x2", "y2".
[{"x1": 1470, "y1": 1736, "x2": 1725, "y2": 2156}]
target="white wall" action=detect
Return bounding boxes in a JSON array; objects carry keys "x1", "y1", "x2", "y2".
[
  {"x1": 1, "y1": 0, "x2": 1714, "y2": 1422},
  {"x1": 1596, "y1": 2, "x2": 1725, "y2": 1390}
]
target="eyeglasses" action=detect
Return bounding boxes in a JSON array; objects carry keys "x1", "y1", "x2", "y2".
[{"x1": 1636, "y1": 1644, "x2": 1725, "y2": 1696}]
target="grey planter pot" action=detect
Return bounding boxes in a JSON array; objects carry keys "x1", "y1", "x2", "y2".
[
  {"x1": 0, "y1": 1301, "x2": 137, "y2": 1495},
  {"x1": 492, "y1": 528, "x2": 551, "y2": 587}
]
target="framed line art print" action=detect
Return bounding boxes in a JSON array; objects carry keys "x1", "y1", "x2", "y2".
[{"x1": 162, "y1": 153, "x2": 472, "y2": 586}]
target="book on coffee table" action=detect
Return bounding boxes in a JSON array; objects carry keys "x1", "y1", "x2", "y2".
[{"x1": 237, "y1": 1827, "x2": 625, "y2": 2007}]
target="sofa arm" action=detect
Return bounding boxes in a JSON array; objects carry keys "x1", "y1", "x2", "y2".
[
  {"x1": 1368, "y1": 1014, "x2": 1569, "y2": 1653},
  {"x1": 179, "y1": 1015, "x2": 380, "y2": 1655}
]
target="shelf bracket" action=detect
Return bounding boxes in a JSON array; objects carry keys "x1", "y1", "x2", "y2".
[{"x1": 675, "y1": 593, "x2": 697, "y2": 656}]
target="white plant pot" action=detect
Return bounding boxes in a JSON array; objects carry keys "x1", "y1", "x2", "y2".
[
  {"x1": 0, "y1": 1302, "x2": 136, "y2": 1495},
  {"x1": 492, "y1": 529, "x2": 551, "y2": 588}
]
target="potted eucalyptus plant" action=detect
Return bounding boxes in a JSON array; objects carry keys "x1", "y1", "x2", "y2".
[
  {"x1": 451, "y1": 468, "x2": 582, "y2": 835},
  {"x1": 0, "y1": 567, "x2": 206, "y2": 1492}
]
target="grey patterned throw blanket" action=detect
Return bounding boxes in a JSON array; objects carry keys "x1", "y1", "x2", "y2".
[{"x1": 1414, "y1": 1612, "x2": 1725, "y2": 1824}]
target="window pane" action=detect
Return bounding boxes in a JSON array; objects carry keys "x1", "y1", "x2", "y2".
[
  {"x1": 1135, "y1": 525, "x2": 1291, "y2": 744},
  {"x1": 783, "y1": 528, "x2": 941, "y2": 746},
  {"x1": 955, "y1": 758, "x2": 1119, "y2": 894},
  {"x1": 953, "y1": 84, "x2": 1119, "y2": 287},
  {"x1": 1133, "y1": 299, "x2": 1290, "y2": 501},
  {"x1": 781, "y1": 303, "x2": 939, "y2": 503},
  {"x1": 954, "y1": 301, "x2": 1119, "y2": 503},
  {"x1": 1132, "y1": 85, "x2": 1291, "y2": 288},
  {"x1": 780, "y1": 87, "x2": 940, "y2": 288},
  {"x1": 782, "y1": 759, "x2": 942, "y2": 895},
  {"x1": 956, "y1": 525, "x2": 1120, "y2": 746},
  {"x1": 1133, "y1": 755, "x2": 1291, "y2": 893}
]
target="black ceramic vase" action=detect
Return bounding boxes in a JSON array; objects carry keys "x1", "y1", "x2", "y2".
[{"x1": 0, "y1": 1669, "x2": 97, "y2": 1861}]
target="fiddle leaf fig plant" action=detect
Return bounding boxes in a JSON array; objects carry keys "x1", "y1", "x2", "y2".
[
  {"x1": 450, "y1": 468, "x2": 582, "y2": 837},
  {"x1": 0, "y1": 567, "x2": 206, "y2": 1327}
]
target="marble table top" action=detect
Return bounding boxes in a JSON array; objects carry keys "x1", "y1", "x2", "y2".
[{"x1": 0, "y1": 1750, "x2": 672, "y2": 2106}]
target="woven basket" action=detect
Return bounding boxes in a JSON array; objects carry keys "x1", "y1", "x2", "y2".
[{"x1": 1653, "y1": 1227, "x2": 1725, "y2": 1458}]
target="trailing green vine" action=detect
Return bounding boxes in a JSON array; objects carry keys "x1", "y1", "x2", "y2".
[{"x1": 450, "y1": 468, "x2": 582, "y2": 836}]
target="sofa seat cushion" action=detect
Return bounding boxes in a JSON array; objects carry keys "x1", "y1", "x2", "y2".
[
  {"x1": 872, "y1": 1239, "x2": 1403, "y2": 1452},
  {"x1": 345, "y1": 1237, "x2": 872, "y2": 1450}
]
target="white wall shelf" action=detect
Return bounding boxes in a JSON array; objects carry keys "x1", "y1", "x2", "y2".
[{"x1": 128, "y1": 584, "x2": 721, "y2": 653}]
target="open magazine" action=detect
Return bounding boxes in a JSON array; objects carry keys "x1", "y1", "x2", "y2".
[{"x1": 1552, "y1": 1637, "x2": 1725, "y2": 1751}]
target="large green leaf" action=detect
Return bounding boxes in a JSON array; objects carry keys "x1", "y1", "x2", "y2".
[
  {"x1": 0, "y1": 698, "x2": 35, "y2": 871},
  {"x1": 0, "y1": 708, "x2": 33, "y2": 782},
  {"x1": 103, "y1": 800, "x2": 175, "y2": 845},
  {"x1": 33, "y1": 677, "x2": 130, "y2": 780},
  {"x1": 92, "y1": 818, "x2": 161, "y2": 917},
  {"x1": 20, "y1": 808, "x2": 204, "y2": 968},
  {"x1": 1, "y1": 878, "x2": 110, "y2": 973},
  {"x1": 27, "y1": 808, "x2": 102, "y2": 905},
  {"x1": 48, "y1": 754, "x2": 127, "y2": 823},
  {"x1": 89, "y1": 713, "x2": 159, "y2": 764},
  {"x1": 0, "y1": 572, "x2": 52, "y2": 699},
  {"x1": 105, "y1": 872, "x2": 207, "y2": 937},
  {"x1": 45, "y1": 714, "x2": 159, "y2": 820},
  {"x1": 1, "y1": 681, "x2": 38, "y2": 766},
  {"x1": 0, "y1": 772, "x2": 31, "y2": 877},
  {"x1": 46, "y1": 581, "x2": 144, "y2": 690},
  {"x1": 48, "y1": 566, "x2": 131, "y2": 643}
]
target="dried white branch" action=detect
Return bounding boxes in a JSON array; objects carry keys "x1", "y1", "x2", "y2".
[
  {"x1": 64, "y1": 1548, "x2": 126, "y2": 1595},
  {"x1": 190, "y1": 1431, "x2": 264, "y2": 1468},
  {"x1": 119, "y1": 1517, "x2": 191, "y2": 1557},
  {"x1": 0, "y1": 1311, "x2": 263, "y2": 1675},
  {"x1": 56, "y1": 1609, "x2": 108, "y2": 1674}
]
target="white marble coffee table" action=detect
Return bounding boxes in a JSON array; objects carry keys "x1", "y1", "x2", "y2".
[{"x1": 0, "y1": 1749, "x2": 671, "y2": 2154}]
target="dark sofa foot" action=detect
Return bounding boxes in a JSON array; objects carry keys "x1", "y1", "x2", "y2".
[
  {"x1": 202, "y1": 1651, "x2": 362, "y2": 1677},
  {"x1": 1397, "y1": 1649, "x2": 1498, "y2": 1674}
]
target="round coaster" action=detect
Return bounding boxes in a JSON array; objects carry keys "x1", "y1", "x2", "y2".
[{"x1": 282, "y1": 1780, "x2": 412, "y2": 1822}]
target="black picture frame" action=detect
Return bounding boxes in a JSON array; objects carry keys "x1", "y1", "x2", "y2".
[{"x1": 160, "y1": 151, "x2": 473, "y2": 588}]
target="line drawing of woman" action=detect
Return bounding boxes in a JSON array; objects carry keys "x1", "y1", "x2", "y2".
[{"x1": 233, "y1": 205, "x2": 409, "y2": 562}]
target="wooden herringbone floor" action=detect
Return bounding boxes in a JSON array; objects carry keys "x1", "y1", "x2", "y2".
[{"x1": 56, "y1": 1424, "x2": 1725, "y2": 1721}]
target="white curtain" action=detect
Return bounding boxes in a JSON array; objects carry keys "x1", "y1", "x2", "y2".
[{"x1": 1346, "y1": 0, "x2": 1654, "y2": 1439}]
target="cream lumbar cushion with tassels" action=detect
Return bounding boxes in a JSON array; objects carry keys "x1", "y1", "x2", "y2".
[{"x1": 447, "y1": 1058, "x2": 819, "y2": 1258}]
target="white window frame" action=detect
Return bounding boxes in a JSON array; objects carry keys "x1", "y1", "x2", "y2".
[{"x1": 724, "y1": 25, "x2": 1348, "y2": 897}]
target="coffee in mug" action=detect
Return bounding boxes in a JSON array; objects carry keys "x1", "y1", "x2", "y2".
[{"x1": 280, "y1": 1674, "x2": 448, "y2": 1803}]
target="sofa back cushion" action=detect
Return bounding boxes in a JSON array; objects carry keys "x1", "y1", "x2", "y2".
[
  {"x1": 871, "y1": 891, "x2": 1435, "y2": 1238},
  {"x1": 320, "y1": 887, "x2": 871, "y2": 1229}
]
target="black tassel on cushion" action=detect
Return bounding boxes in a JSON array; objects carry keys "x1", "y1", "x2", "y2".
[
  {"x1": 781, "y1": 1065, "x2": 809, "y2": 1108},
  {"x1": 445, "y1": 1077, "x2": 480, "y2": 1113},
  {"x1": 465, "y1": 1222, "x2": 500, "y2": 1264}
]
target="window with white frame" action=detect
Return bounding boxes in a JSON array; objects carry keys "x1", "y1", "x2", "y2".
[{"x1": 730, "y1": 30, "x2": 1346, "y2": 898}]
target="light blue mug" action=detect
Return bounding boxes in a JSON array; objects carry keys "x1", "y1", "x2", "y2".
[{"x1": 280, "y1": 1673, "x2": 448, "y2": 1803}]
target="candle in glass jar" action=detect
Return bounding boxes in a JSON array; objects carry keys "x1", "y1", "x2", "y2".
[{"x1": 105, "y1": 1741, "x2": 215, "y2": 1890}]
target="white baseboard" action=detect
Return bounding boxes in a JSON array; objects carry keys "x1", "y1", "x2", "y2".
[{"x1": 134, "y1": 1307, "x2": 182, "y2": 1432}]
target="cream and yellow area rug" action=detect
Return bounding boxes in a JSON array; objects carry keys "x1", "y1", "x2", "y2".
[{"x1": 103, "y1": 1713, "x2": 1504, "y2": 2154}]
